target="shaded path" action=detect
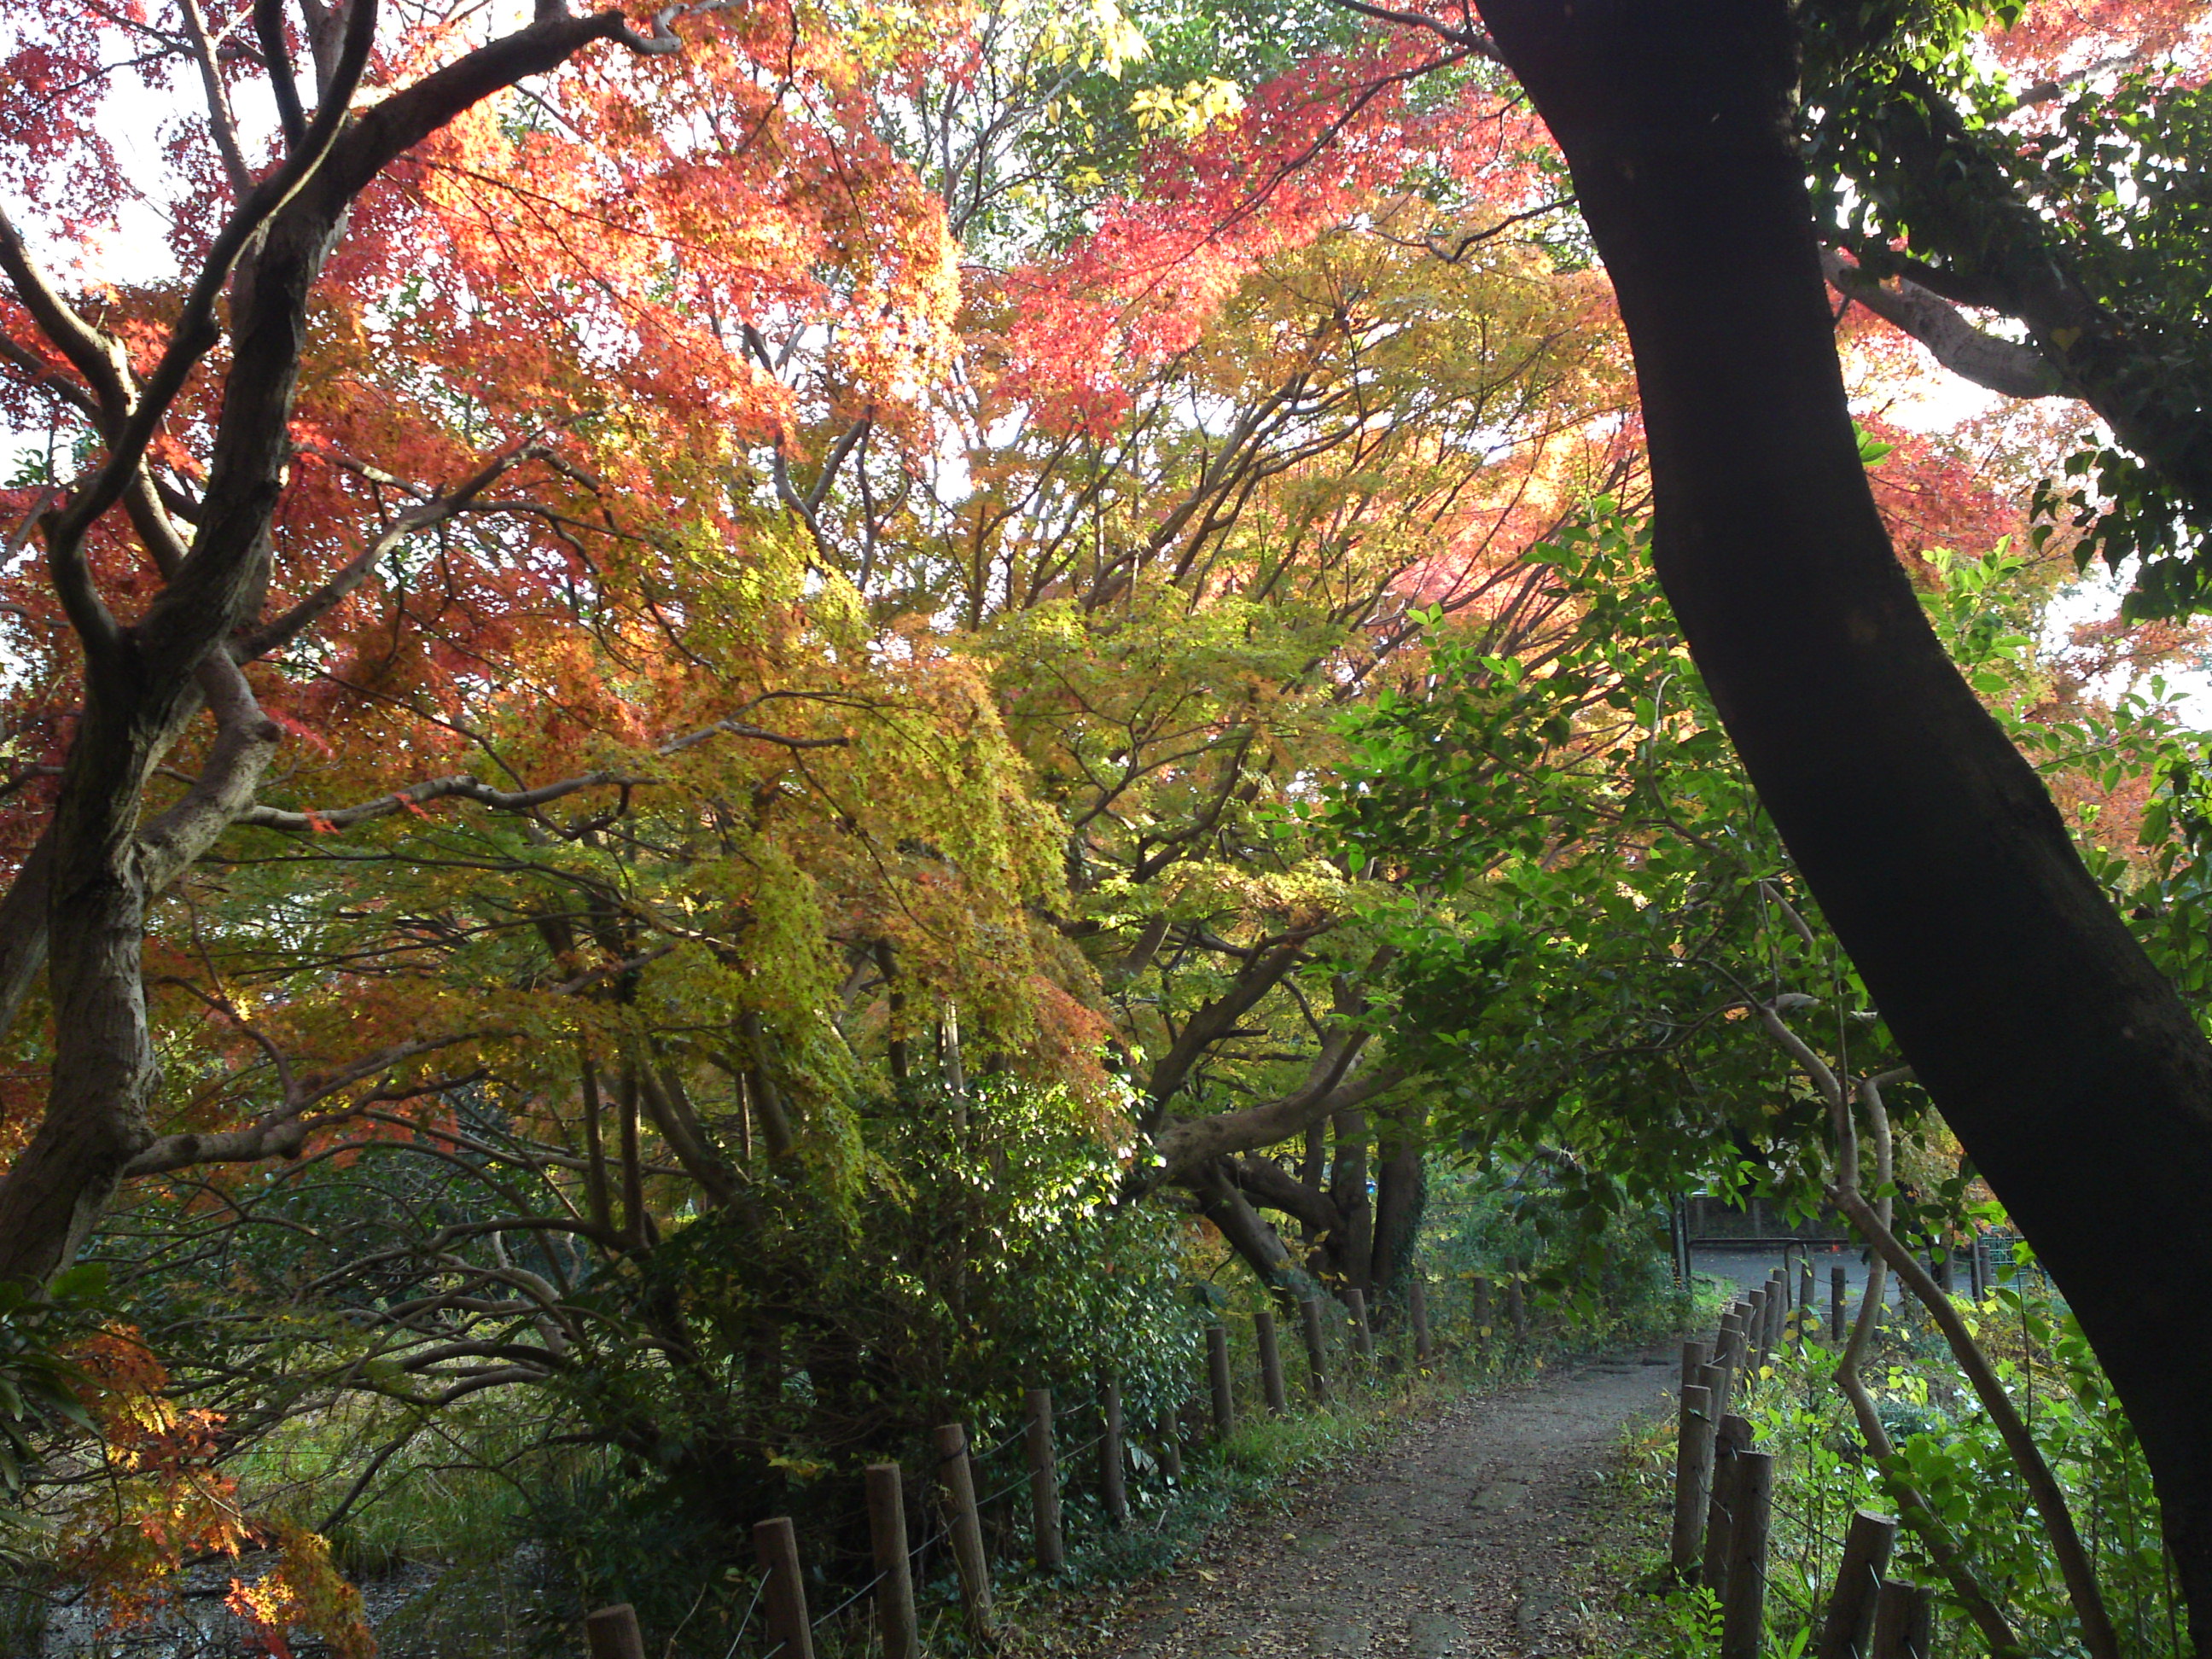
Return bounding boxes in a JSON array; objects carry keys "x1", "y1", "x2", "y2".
[{"x1": 1081, "y1": 1348, "x2": 1679, "y2": 1658}]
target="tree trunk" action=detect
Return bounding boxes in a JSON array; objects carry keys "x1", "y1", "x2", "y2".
[
  {"x1": 1370, "y1": 1106, "x2": 1427, "y2": 1305},
  {"x1": 1326, "y1": 1109, "x2": 1373, "y2": 1291},
  {"x1": 1195, "y1": 1158, "x2": 1306, "y2": 1302},
  {"x1": 1472, "y1": 0, "x2": 2212, "y2": 1636}
]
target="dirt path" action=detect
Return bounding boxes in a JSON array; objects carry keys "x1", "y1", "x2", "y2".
[{"x1": 1080, "y1": 1348, "x2": 1679, "y2": 1658}]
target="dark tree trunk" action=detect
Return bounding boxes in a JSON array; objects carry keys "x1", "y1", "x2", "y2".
[
  {"x1": 1369, "y1": 1107, "x2": 1427, "y2": 1307},
  {"x1": 1471, "y1": 0, "x2": 2212, "y2": 1635},
  {"x1": 1195, "y1": 1158, "x2": 1306, "y2": 1303},
  {"x1": 1326, "y1": 1109, "x2": 1373, "y2": 1291}
]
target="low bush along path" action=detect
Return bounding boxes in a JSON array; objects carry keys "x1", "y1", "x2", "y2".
[{"x1": 1081, "y1": 1347, "x2": 1678, "y2": 1658}]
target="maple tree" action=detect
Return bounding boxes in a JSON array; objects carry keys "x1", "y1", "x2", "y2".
[
  {"x1": 0, "y1": 0, "x2": 1657, "y2": 1635},
  {"x1": 14, "y1": 0, "x2": 2212, "y2": 1643}
]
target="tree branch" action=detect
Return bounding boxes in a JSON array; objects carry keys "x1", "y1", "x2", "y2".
[
  {"x1": 1154, "y1": 1058, "x2": 1406, "y2": 1185},
  {"x1": 1820, "y1": 250, "x2": 2065, "y2": 401}
]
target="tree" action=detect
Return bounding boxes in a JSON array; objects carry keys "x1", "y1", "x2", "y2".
[
  {"x1": 1450, "y1": 0, "x2": 2212, "y2": 1634},
  {"x1": 0, "y1": 2, "x2": 1659, "y2": 1624},
  {"x1": 1793, "y1": 0, "x2": 2212, "y2": 615}
]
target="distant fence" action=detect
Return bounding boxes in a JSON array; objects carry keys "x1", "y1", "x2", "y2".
[{"x1": 579, "y1": 1272, "x2": 1557, "y2": 1658}]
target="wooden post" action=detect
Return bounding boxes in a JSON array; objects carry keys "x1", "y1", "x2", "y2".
[
  {"x1": 1299, "y1": 1296, "x2": 1330, "y2": 1401},
  {"x1": 1699, "y1": 1359, "x2": 1733, "y2": 1429},
  {"x1": 1346, "y1": 1288, "x2": 1376, "y2": 1361},
  {"x1": 585, "y1": 1604, "x2": 646, "y2": 1659},
  {"x1": 1207, "y1": 1324, "x2": 1237, "y2": 1438},
  {"x1": 1410, "y1": 1280, "x2": 1433, "y2": 1363},
  {"x1": 754, "y1": 1516, "x2": 815, "y2": 1659},
  {"x1": 1670, "y1": 1382, "x2": 1715, "y2": 1578},
  {"x1": 1814, "y1": 1509, "x2": 1898, "y2": 1659},
  {"x1": 1869, "y1": 1578, "x2": 1933, "y2": 1659},
  {"x1": 1681, "y1": 1338, "x2": 1711, "y2": 1393},
  {"x1": 865, "y1": 1464, "x2": 921, "y2": 1659},
  {"x1": 1023, "y1": 1388, "x2": 1064, "y2": 1572},
  {"x1": 932, "y1": 1423, "x2": 995, "y2": 1641},
  {"x1": 1254, "y1": 1312, "x2": 1289, "y2": 1415},
  {"x1": 1719, "y1": 1305, "x2": 1748, "y2": 1370},
  {"x1": 1155, "y1": 1413, "x2": 1184, "y2": 1482},
  {"x1": 1099, "y1": 1377, "x2": 1128, "y2": 1527},
  {"x1": 1702, "y1": 1412, "x2": 1754, "y2": 1592},
  {"x1": 1719, "y1": 1449, "x2": 1773, "y2": 1659},
  {"x1": 1831, "y1": 1266, "x2": 1848, "y2": 1344},
  {"x1": 1969, "y1": 1232, "x2": 1987, "y2": 1301},
  {"x1": 1505, "y1": 1275, "x2": 1527, "y2": 1340}
]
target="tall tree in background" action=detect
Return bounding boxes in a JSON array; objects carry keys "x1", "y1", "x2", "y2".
[{"x1": 0, "y1": 5, "x2": 1649, "y2": 1594}]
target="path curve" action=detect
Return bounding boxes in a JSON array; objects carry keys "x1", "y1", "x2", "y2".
[{"x1": 1083, "y1": 1348, "x2": 1678, "y2": 1658}]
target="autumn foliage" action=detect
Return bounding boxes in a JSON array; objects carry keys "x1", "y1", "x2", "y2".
[{"x1": 2, "y1": 0, "x2": 2208, "y2": 1644}]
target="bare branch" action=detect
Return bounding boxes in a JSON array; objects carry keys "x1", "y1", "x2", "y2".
[
  {"x1": 236, "y1": 768, "x2": 641, "y2": 833},
  {"x1": 236, "y1": 439, "x2": 552, "y2": 659},
  {"x1": 178, "y1": 0, "x2": 256, "y2": 196},
  {"x1": 1321, "y1": 0, "x2": 1499, "y2": 59},
  {"x1": 254, "y1": 0, "x2": 309, "y2": 148}
]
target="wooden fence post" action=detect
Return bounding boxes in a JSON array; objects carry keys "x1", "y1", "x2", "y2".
[
  {"x1": 1300, "y1": 1297, "x2": 1330, "y2": 1401},
  {"x1": 1410, "y1": 1281, "x2": 1433, "y2": 1363},
  {"x1": 1869, "y1": 1578, "x2": 1933, "y2": 1659},
  {"x1": 1023, "y1": 1388, "x2": 1064, "y2": 1572},
  {"x1": 1254, "y1": 1312, "x2": 1289, "y2": 1415},
  {"x1": 1681, "y1": 1338, "x2": 1710, "y2": 1393},
  {"x1": 1831, "y1": 1266, "x2": 1848, "y2": 1344},
  {"x1": 1670, "y1": 1382, "x2": 1714, "y2": 1579},
  {"x1": 1345, "y1": 1289, "x2": 1375, "y2": 1362},
  {"x1": 584, "y1": 1604, "x2": 646, "y2": 1659},
  {"x1": 1814, "y1": 1509, "x2": 1898, "y2": 1659},
  {"x1": 1155, "y1": 1413, "x2": 1184, "y2": 1481},
  {"x1": 865, "y1": 1464, "x2": 920, "y2": 1659},
  {"x1": 1099, "y1": 1378, "x2": 1128, "y2": 1527},
  {"x1": 932, "y1": 1422, "x2": 995, "y2": 1642},
  {"x1": 1698, "y1": 1358, "x2": 1733, "y2": 1430},
  {"x1": 754, "y1": 1516, "x2": 815, "y2": 1659},
  {"x1": 1702, "y1": 1412, "x2": 1754, "y2": 1592},
  {"x1": 1719, "y1": 1449, "x2": 1773, "y2": 1659},
  {"x1": 1719, "y1": 1304, "x2": 1748, "y2": 1371},
  {"x1": 1207, "y1": 1324, "x2": 1237, "y2": 1439}
]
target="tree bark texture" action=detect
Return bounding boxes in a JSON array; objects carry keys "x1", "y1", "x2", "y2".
[{"x1": 1472, "y1": 0, "x2": 2212, "y2": 1634}]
